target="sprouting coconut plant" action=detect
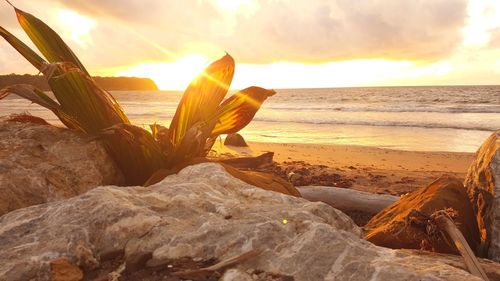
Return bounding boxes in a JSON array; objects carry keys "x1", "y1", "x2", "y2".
[{"x1": 0, "y1": 3, "x2": 275, "y2": 185}]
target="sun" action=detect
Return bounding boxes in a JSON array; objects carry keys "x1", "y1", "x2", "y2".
[
  {"x1": 117, "y1": 54, "x2": 210, "y2": 90},
  {"x1": 214, "y1": 0, "x2": 258, "y2": 15}
]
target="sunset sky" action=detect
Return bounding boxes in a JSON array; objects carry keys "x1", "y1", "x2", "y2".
[{"x1": 1, "y1": 0, "x2": 500, "y2": 90}]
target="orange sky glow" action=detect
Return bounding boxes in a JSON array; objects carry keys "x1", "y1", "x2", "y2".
[{"x1": 1, "y1": 0, "x2": 500, "y2": 90}]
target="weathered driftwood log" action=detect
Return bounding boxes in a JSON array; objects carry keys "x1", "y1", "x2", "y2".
[
  {"x1": 219, "y1": 152, "x2": 274, "y2": 169},
  {"x1": 297, "y1": 186, "x2": 399, "y2": 215},
  {"x1": 298, "y1": 186, "x2": 495, "y2": 280}
]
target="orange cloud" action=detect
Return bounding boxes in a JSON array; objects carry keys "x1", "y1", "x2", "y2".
[{"x1": 54, "y1": 0, "x2": 468, "y2": 63}]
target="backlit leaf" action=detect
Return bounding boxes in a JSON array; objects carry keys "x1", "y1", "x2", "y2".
[
  {"x1": 210, "y1": 86, "x2": 276, "y2": 136},
  {"x1": 13, "y1": 6, "x2": 89, "y2": 74},
  {"x1": 168, "y1": 54, "x2": 235, "y2": 146}
]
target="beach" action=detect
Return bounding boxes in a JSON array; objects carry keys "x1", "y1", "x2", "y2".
[
  {"x1": 212, "y1": 141, "x2": 475, "y2": 196},
  {"x1": 0, "y1": 87, "x2": 490, "y2": 195},
  {"x1": 2, "y1": 2, "x2": 500, "y2": 278}
]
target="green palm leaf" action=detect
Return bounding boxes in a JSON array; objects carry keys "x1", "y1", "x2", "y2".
[
  {"x1": 0, "y1": 84, "x2": 85, "y2": 130},
  {"x1": 100, "y1": 124, "x2": 166, "y2": 185},
  {"x1": 0, "y1": 6, "x2": 278, "y2": 186},
  {"x1": 0, "y1": 84, "x2": 59, "y2": 110},
  {"x1": 0, "y1": 26, "x2": 46, "y2": 71},
  {"x1": 47, "y1": 66, "x2": 130, "y2": 133}
]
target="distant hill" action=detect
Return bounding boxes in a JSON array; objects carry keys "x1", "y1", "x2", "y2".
[{"x1": 0, "y1": 74, "x2": 159, "y2": 91}]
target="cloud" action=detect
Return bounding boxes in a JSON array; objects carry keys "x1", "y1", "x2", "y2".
[
  {"x1": 51, "y1": 0, "x2": 469, "y2": 64},
  {"x1": 228, "y1": 0, "x2": 468, "y2": 62},
  {"x1": 0, "y1": 44, "x2": 35, "y2": 73},
  {"x1": 1, "y1": 0, "x2": 469, "y2": 71}
]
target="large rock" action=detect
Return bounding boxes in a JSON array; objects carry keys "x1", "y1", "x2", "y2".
[
  {"x1": 0, "y1": 163, "x2": 492, "y2": 280},
  {"x1": 0, "y1": 121, "x2": 124, "y2": 215},
  {"x1": 465, "y1": 131, "x2": 500, "y2": 260},
  {"x1": 224, "y1": 133, "x2": 248, "y2": 147},
  {"x1": 364, "y1": 175, "x2": 480, "y2": 255}
]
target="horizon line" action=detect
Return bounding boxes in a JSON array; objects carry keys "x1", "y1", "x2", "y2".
[{"x1": 2, "y1": 73, "x2": 499, "y2": 91}]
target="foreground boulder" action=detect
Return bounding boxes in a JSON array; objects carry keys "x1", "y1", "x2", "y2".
[
  {"x1": 0, "y1": 121, "x2": 124, "y2": 215},
  {"x1": 0, "y1": 163, "x2": 493, "y2": 280},
  {"x1": 465, "y1": 131, "x2": 500, "y2": 260},
  {"x1": 364, "y1": 175, "x2": 480, "y2": 255}
]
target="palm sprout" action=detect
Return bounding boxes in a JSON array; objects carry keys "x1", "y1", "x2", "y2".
[{"x1": 0, "y1": 4, "x2": 275, "y2": 185}]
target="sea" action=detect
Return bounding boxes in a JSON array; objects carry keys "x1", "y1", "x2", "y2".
[{"x1": 1, "y1": 85, "x2": 500, "y2": 153}]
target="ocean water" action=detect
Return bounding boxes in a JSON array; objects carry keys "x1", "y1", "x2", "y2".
[{"x1": 1, "y1": 85, "x2": 499, "y2": 153}]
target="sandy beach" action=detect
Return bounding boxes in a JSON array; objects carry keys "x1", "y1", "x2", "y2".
[{"x1": 212, "y1": 141, "x2": 475, "y2": 196}]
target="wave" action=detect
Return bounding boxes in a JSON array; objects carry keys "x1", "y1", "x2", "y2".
[
  {"x1": 121, "y1": 111, "x2": 499, "y2": 131},
  {"x1": 264, "y1": 104, "x2": 500, "y2": 114},
  {"x1": 251, "y1": 117, "x2": 498, "y2": 132},
  {"x1": 6, "y1": 94, "x2": 500, "y2": 114}
]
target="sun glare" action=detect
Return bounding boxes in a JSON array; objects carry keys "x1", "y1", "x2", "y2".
[
  {"x1": 114, "y1": 57, "x2": 457, "y2": 90},
  {"x1": 56, "y1": 9, "x2": 96, "y2": 48},
  {"x1": 462, "y1": 0, "x2": 500, "y2": 47},
  {"x1": 117, "y1": 54, "x2": 210, "y2": 90},
  {"x1": 214, "y1": 0, "x2": 257, "y2": 14},
  {"x1": 228, "y1": 60, "x2": 453, "y2": 90}
]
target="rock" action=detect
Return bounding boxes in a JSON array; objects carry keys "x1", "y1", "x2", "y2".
[
  {"x1": 0, "y1": 121, "x2": 124, "y2": 215},
  {"x1": 221, "y1": 269, "x2": 253, "y2": 281},
  {"x1": 465, "y1": 131, "x2": 500, "y2": 260},
  {"x1": 145, "y1": 157, "x2": 301, "y2": 197},
  {"x1": 0, "y1": 163, "x2": 492, "y2": 280},
  {"x1": 221, "y1": 163, "x2": 301, "y2": 197},
  {"x1": 224, "y1": 133, "x2": 248, "y2": 147},
  {"x1": 49, "y1": 258, "x2": 83, "y2": 281},
  {"x1": 364, "y1": 175, "x2": 480, "y2": 255}
]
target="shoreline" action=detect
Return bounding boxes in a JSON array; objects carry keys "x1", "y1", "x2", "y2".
[
  {"x1": 213, "y1": 141, "x2": 475, "y2": 173},
  {"x1": 212, "y1": 141, "x2": 475, "y2": 196}
]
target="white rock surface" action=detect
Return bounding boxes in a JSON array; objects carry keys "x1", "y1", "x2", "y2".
[
  {"x1": 0, "y1": 163, "x2": 491, "y2": 281},
  {"x1": 465, "y1": 131, "x2": 500, "y2": 261},
  {"x1": 0, "y1": 121, "x2": 123, "y2": 215}
]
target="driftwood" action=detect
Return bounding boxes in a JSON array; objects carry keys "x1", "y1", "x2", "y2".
[
  {"x1": 218, "y1": 152, "x2": 274, "y2": 169},
  {"x1": 299, "y1": 187, "x2": 494, "y2": 280},
  {"x1": 297, "y1": 186, "x2": 399, "y2": 214},
  {"x1": 434, "y1": 211, "x2": 490, "y2": 281}
]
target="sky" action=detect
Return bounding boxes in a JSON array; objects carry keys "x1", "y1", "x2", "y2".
[{"x1": 1, "y1": 0, "x2": 500, "y2": 90}]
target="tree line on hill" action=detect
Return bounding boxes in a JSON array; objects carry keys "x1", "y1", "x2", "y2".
[{"x1": 0, "y1": 74, "x2": 159, "y2": 91}]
